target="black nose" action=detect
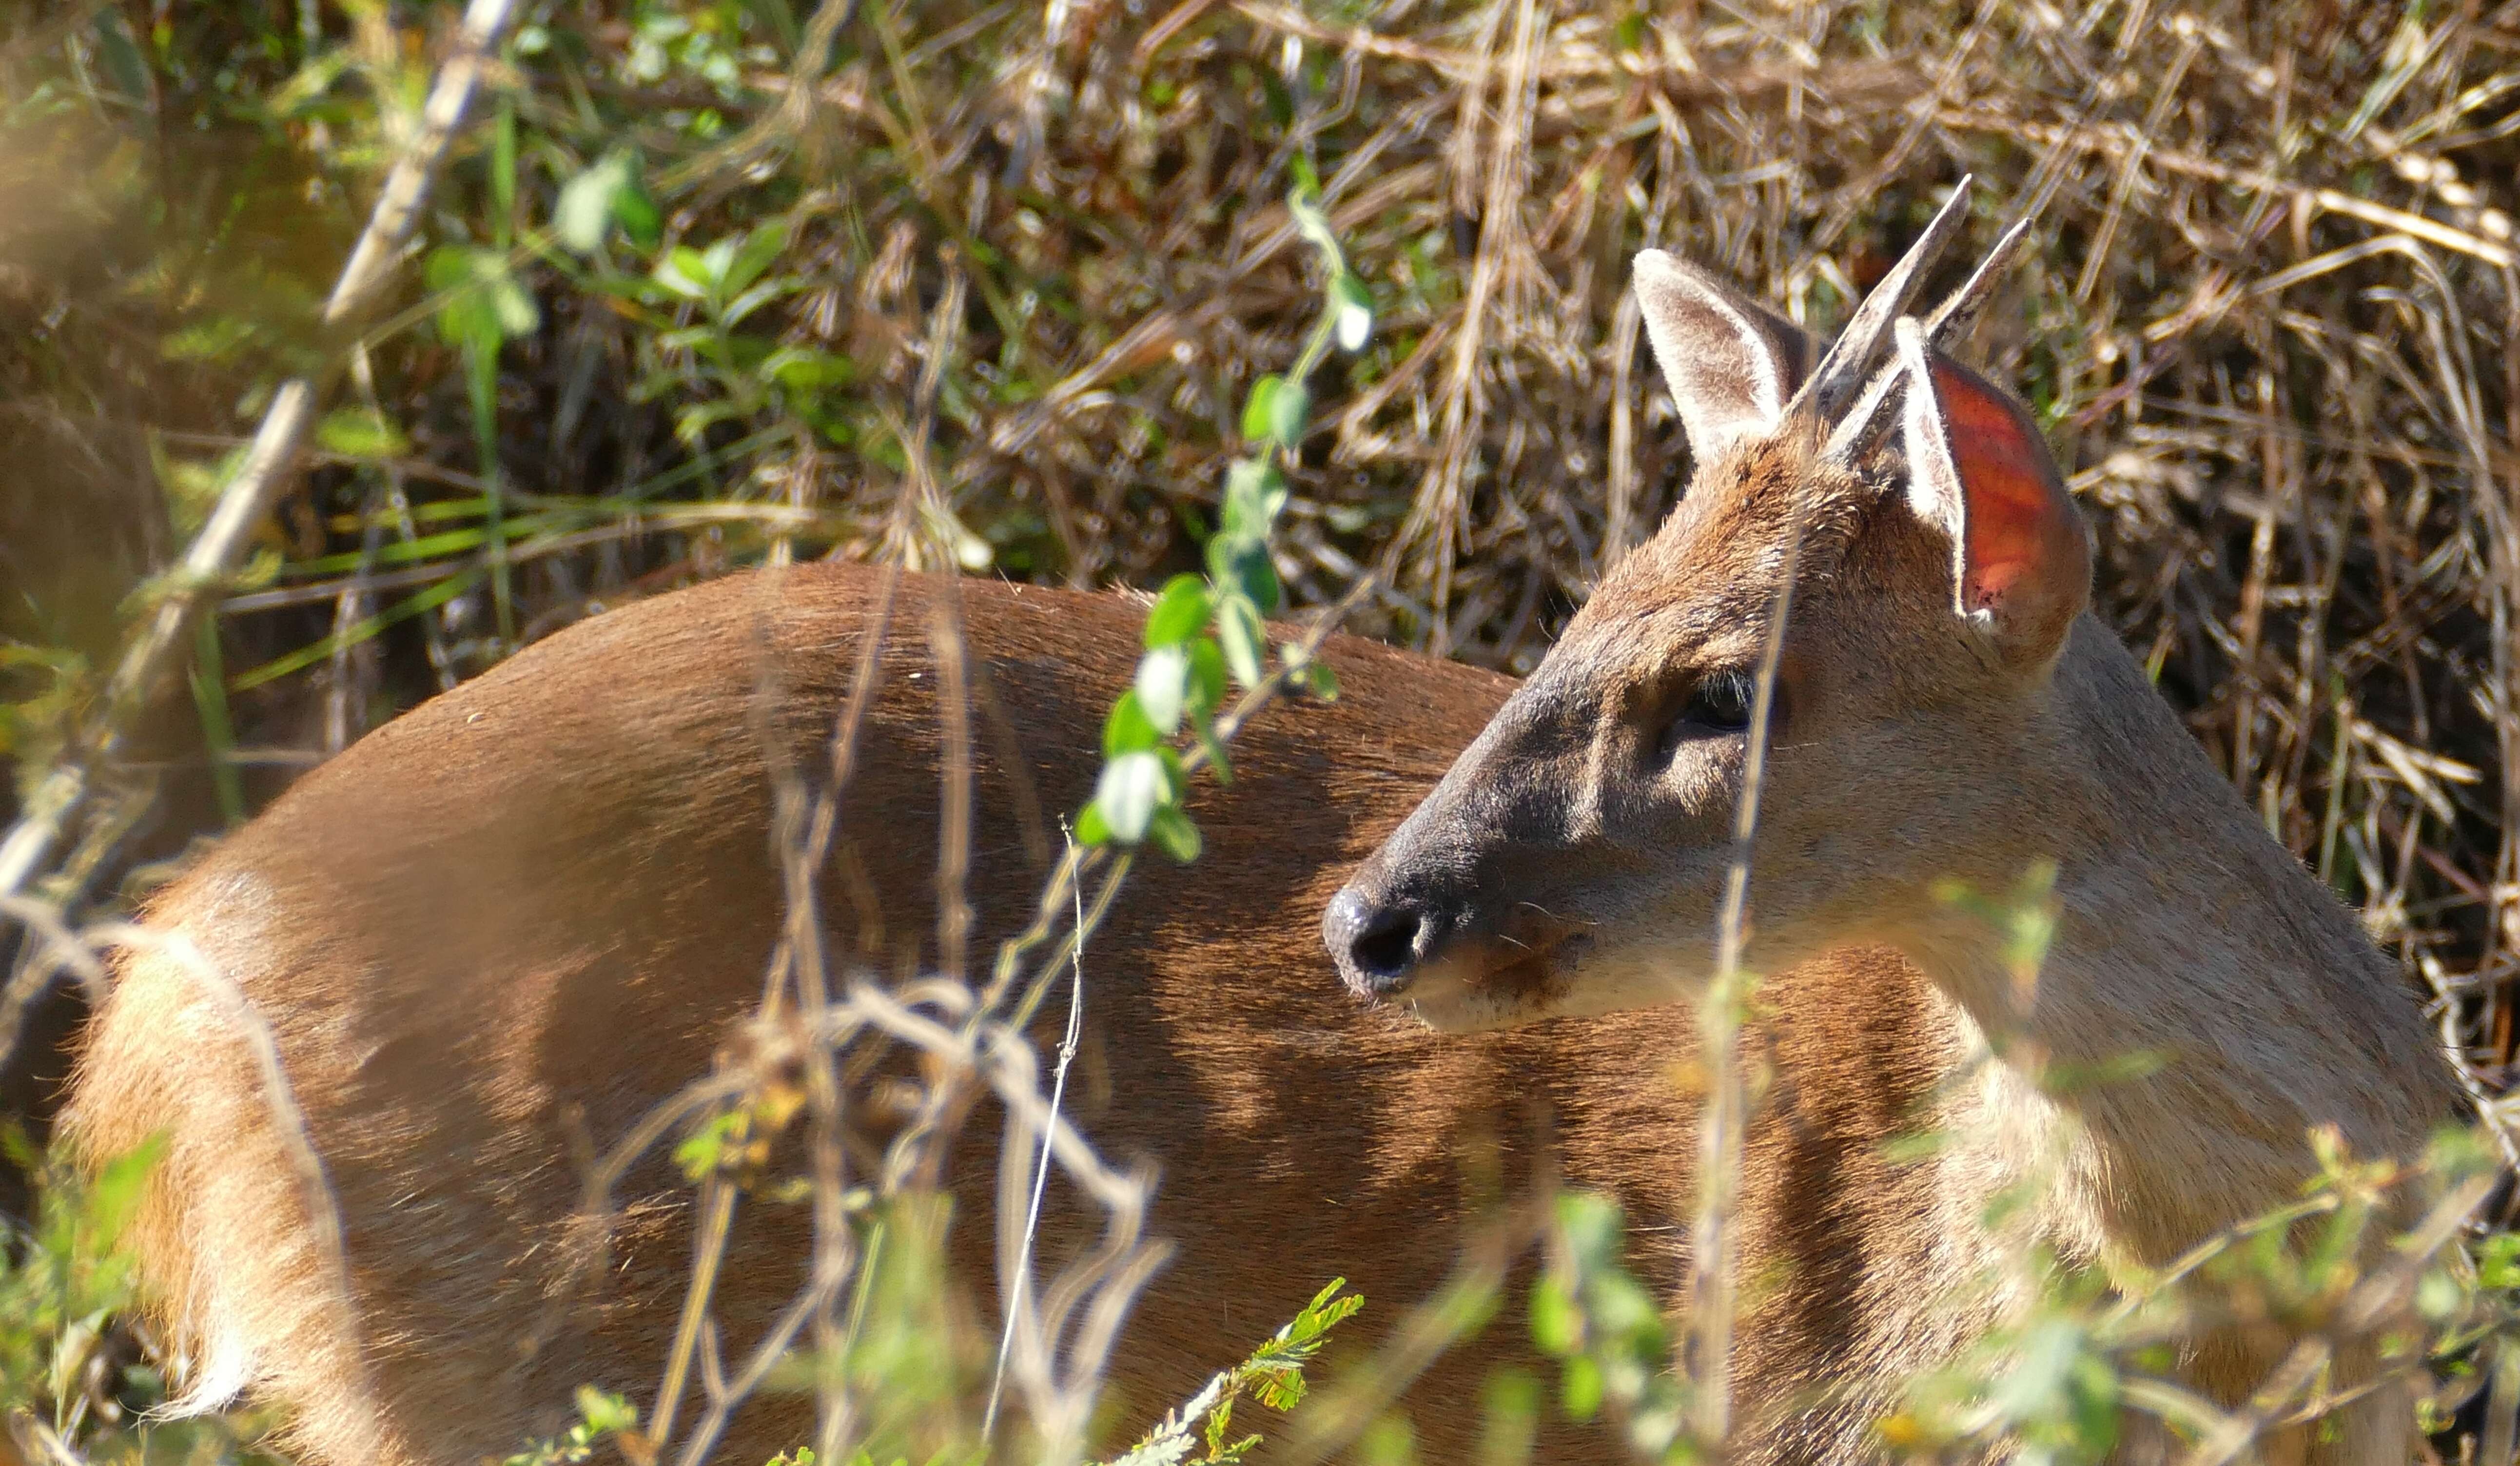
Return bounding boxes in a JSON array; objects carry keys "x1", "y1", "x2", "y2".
[{"x1": 1323, "y1": 887, "x2": 1428, "y2": 996}]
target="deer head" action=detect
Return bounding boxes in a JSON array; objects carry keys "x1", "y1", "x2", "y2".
[{"x1": 1324, "y1": 190, "x2": 2094, "y2": 1032}]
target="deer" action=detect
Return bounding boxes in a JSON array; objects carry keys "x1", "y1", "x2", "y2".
[
  {"x1": 1323, "y1": 189, "x2": 2466, "y2": 1461},
  {"x1": 61, "y1": 559, "x2": 1982, "y2": 1466},
  {"x1": 57, "y1": 194, "x2": 2456, "y2": 1466}
]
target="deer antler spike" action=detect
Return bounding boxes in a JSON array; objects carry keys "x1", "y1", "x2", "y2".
[
  {"x1": 1823, "y1": 213, "x2": 2037, "y2": 464},
  {"x1": 1924, "y1": 214, "x2": 2032, "y2": 340},
  {"x1": 1788, "y1": 175, "x2": 1975, "y2": 423}
]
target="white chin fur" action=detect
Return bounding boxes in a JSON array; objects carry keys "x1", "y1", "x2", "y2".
[{"x1": 1400, "y1": 946, "x2": 1702, "y2": 1033}]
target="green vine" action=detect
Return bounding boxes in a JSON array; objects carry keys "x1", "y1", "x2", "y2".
[{"x1": 1075, "y1": 186, "x2": 1370, "y2": 860}]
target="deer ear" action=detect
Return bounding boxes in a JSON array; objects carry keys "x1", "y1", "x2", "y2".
[
  {"x1": 1895, "y1": 318, "x2": 2090, "y2": 670},
  {"x1": 1633, "y1": 251, "x2": 1808, "y2": 467}
]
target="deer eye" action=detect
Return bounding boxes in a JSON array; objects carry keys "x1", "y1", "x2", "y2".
[{"x1": 1658, "y1": 668, "x2": 1761, "y2": 757}]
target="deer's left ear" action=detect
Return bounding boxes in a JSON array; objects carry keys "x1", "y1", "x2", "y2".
[
  {"x1": 1632, "y1": 250, "x2": 1810, "y2": 468},
  {"x1": 1895, "y1": 318, "x2": 2090, "y2": 672}
]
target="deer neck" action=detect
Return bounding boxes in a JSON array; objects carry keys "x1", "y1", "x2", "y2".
[{"x1": 1886, "y1": 617, "x2": 2451, "y2": 1261}]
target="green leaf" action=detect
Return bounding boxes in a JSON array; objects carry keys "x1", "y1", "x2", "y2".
[
  {"x1": 574, "y1": 1386, "x2": 637, "y2": 1435},
  {"x1": 1240, "y1": 549, "x2": 1283, "y2": 616},
  {"x1": 489, "y1": 274, "x2": 540, "y2": 337},
  {"x1": 1289, "y1": 1278, "x2": 1363, "y2": 1338},
  {"x1": 1094, "y1": 750, "x2": 1171, "y2": 843},
  {"x1": 1479, "y1": 1371, "x2": 1543, "y2": 1462},
  {"x1": 1265, "y1": 377, "x2": 1309, "y2": 449},
  {"x1": 724, "y1": 221, "x2": 790, "y2": 300},
  {"x1": 1241, "y1": 375, "x2": 1284, "y2": 445},
  {"x1": 1197, "y1": 718, "x2": 1235, "y2": 787},
  {"x1": 1144, "y1": 573, "x2": 1211, "y2": 647},
  {"x1": 1236, "y1": 377, "x2": 1308, "y2": 450},
  {"x1": 491, "y1": 100, "x2": 518, "y2": 232},
  {"x1": 1987, "y1": 1318, "x2": 2082, "y2": 1421},
  {"x1": 673, "y1": 400, "x2": 747, "y2": 445},
  {"x1": 425, "y1": 247, "x2": 496, "y2": 351},
  {"x1": 763, "y1": 347, "x2": 857, "y2": 392},
  {"x1": 1332, "y1": 272, "x2": 1374, "y2": 351},
  {"x1": 426, "y1": 247, "x2": 534, "y2": 347},
  {"x1": 1136, "y1": 646, "x2": 1192, "y2": 735},
  {"x1": 1554, "y1": 1192, "x2": 1624, "y2": 1268},
  {"x1": 423, "y1": 243, "x2": 472, "y2": 295},
  {"x1": 1259, "y1": 68, "x2": 1295, "y2": 129},
  {"x1": 1560, "y1": 1353, "x2": 1604, "y2": 1422},
  {"x1": 555, "y1": 154, "x2": 630, "y2": 254},
  {"x1": 315, "y1": 408, "x2": 410, "y2": 460},
  {"x1": 439, "y1": 293, "x2": 499, "y2": 353},
  {"x1": 1186, "y1": 636, "x2": 1227, "y2": 715},
  {"x1": 1204, "y1": 529, "x2": 1241, "y2": 586},
  {"x1": 82, "y1": 1134, "x2": 166, "y2": 1252},
  {"x1": 1529, "y1": 1278, "x2": 1581, "y2": 1356},
  {"x1": 698, "y1": 236, "x2": 740, "y2": 293},
  {"x1": 1305, "y1": 657, "x2": 1340, "y2": 701},
  {"x1": 157, "y1": 316, "x2": 257, "y2": 363},
  {"x1": 1221, "y1": 458, "x2": 1289, "y2": 536},
  {"x1": 1147, "y1": 804, "x2": 1203, "y2": 863},
  {"x1": 655, "y1": 246, "x2": 713, "y2": 300},
  {"x1": 1103, "y1": 689, "x2": 1162, "y2": 756},
  {"x1": 614, "y1": 171, "x2": 663, "y2": 251},
  {"x1": 1217, "y1": 594, "x2": 1266, "y2": 688},
  {"x1": 1208, "y1": 477, "x2": 1283, "y2": 613},
  {"x1": 1074, "y1": 801, "x2": 1113, "y2": 845},
  {"x1": 2482, "y1": 1231, "x2": 2520, "y2": 1290}
]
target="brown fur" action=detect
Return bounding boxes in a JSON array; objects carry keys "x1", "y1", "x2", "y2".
[{"x1": 65, "y1": 564, "x2": 1972, "y2": 1465}]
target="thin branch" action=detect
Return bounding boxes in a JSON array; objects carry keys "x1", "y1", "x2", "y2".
[
  {"x1": 983, "y1": 826, "x2": 1089, "y2": 1443},
  {"x1": 1682, "y1": 453, "x2": 1807, "y2": 1450}
]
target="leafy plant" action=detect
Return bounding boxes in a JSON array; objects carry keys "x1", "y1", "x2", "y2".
[
  {"x1": 1099, "y1": 1278, "x2": 1366, "y2": 1466},
  {"x1": 501, "y1": 1386, "x2": 639, "y2": 1466},
  {"x1": 1530, "y1": 1193, "x2": 1693, "y2": 1463},
  {"x1": 1074, "y1": 188, "x2": 1365, "y2": 861},
  {"x1": 0, "y1": 1133, "x2": 279, "y2": 1463}
]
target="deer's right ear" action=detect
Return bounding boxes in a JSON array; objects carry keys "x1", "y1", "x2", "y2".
[
  {"x1": 1633, "y1": 251, "x2": 1807, "y2": 467},
  {"x1": 1895, "y1": 318, "x2": 2090, "y2": 673}
]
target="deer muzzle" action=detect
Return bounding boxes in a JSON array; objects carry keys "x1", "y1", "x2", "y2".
[{"x1": 1322, "y1": 880, "x2": 1589, "y2": 1032}]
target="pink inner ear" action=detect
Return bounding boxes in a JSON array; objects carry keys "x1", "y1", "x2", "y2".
[
  {"x1": 1928, "y1": 361, "x2": 2064, "y2": 611},
  {"x1": 1964, "y1": 557, "x2": 2031, "y2": 611}
]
